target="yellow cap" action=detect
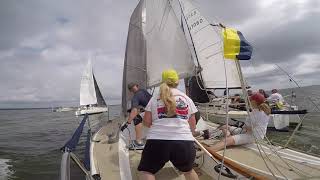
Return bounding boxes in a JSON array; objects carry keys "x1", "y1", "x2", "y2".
[{"x1": 162, "y1": 69, "x2": 179, "y2": 83}]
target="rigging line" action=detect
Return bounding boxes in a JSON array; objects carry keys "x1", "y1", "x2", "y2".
[
  {"x1": 274, "y1": 64, "x2": 320, "y2": 150},
  {"x1": 256, "y1": 140, "x2": 289, "y2": 179},
  {"x1": 178, "y1": 0, "x2": 211, "y2": 101},
  {"x1": 260, "y1": 140, "x2": 310, "y2": 178},
  {"x1": 232, "y1": 53, "x2": 282, "y2": 178},
  {"x1": 246, "y1": 104, "x2": 283, "y2": 178},
  {"x1": 239, "y1": 48, "x2": 315, "y2": 172},
  {"x1": 234, "y1": 58, "x2": 280, "y2": 179},
  {"x1": 177, "y1": 0, "x2": 201, "y2": 68},
  {"x1": 274, "y1": 64, "x2": 300, "y2": 88},
  {"x1": 247, "y1": 106, "x2": 310, "y2": 177},
  {"x1": 256, "y1": 134, "x2": 305, "y2": 178},
  {"x1": 284, "y1": 99, "x2": 319, "y2": 149},
  {"x1": 218, "y1": 46, "x2": 230, "y2": 180},
  {"x1": 245, "y1": 100, "x2": 307, "y2": 177}
]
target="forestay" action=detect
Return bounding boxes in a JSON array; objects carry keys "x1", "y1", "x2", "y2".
[
  {"x1": 122, "y1": 0, "x2": 147, "y2": 114},
  {"x1": 145, "y1": 0, "x2": 194, "y2": 87},
  {"x1": 179, "y1": 0, "x2": 241, "y2": 89},
  {"x1": 80, "y1": 59, "x2": 98, "y2": 105}
]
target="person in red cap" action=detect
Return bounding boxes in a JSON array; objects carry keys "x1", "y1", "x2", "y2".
[{"x1": 208, "y1": 93, "x2": 271, "y2": 152}]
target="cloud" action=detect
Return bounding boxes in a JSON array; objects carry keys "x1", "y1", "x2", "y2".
[{"x1": 0, "y1": 0, "x2": 319, "y2": 108}]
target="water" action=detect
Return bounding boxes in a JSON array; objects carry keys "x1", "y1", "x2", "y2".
[
  {"x1": 0, "y1": 105, "x2": 120, "y2": 180},
  {"x1": 0, "y1": 86, "x2": 319, "y2": 179},
  {"x1": 266, "y1": 86, "x2": 320, "y2": 156}
]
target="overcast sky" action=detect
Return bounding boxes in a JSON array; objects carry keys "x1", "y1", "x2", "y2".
[{"x1": 0, "y1": 0, "x2": 319, "y2": 108}]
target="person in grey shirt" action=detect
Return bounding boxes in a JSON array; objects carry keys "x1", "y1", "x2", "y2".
[{"x1": 122, "y1": 82, "x2": 152, "y2": 149}]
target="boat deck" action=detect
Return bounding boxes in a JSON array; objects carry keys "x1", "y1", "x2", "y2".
[
  {"x1": 202, "y1": 138, "x2": 320, "y2": 179},
  {"x1": 92, "y1": 118, "x2": 213, "y2": 180},
  {"x1": 92, "y1": 117, "x2": 320, "y2": 180},
  {"x1": 91, "y1": 124, "x2": 121, "y2": 180}
]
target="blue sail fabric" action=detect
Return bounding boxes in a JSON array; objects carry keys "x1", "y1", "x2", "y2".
[
  {"x1": 61, "y1": 114, "x2": 88, "y2": 152},
  {"x1": 237, "y1": 31, "x2": 253, "y2": 60},
  {"x1": 84, "y1": 129, "x2": 91, "y2": 170}
]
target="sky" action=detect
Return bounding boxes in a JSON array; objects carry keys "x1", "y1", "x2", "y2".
[{"x1": 0, "y1": 0, "x2": 319, "y2": 108}]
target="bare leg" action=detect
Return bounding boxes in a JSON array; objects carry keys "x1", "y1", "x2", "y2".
[
  {"x1": 183, "y1": 169, "x2": 199, "y2": 180},
  {"x1": 135, "y1": 123, "x2": 143, "y2": 143},
  {"x1": 139, "y1": 171, "x2": 155, "y2": 180},
  {"x1": 208, "y1": 136, "x2": 235, "y2": 152}
]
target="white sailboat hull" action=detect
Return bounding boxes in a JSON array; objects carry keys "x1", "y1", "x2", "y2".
[
  {"x1": 198, "y1": 105, "x2": 300, "y2": 130},
  {"x1": 75, "y1": 106, "x2": 108, "y2": 116}
]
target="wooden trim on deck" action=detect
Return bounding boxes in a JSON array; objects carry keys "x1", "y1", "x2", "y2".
[{"x1": 201, "y1": 143, "x2": 270, "y2": 180}]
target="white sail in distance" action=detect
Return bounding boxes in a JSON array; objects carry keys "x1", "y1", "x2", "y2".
[
  {"x1": 80, "y1": 59, "x2": 97, "y2": 105},
  {"x1": 179, "y1": 0, "x2": 242, "y2": 89},
  {"x1": 145, "y1": 0, "x2": 194, "y2": 87}
]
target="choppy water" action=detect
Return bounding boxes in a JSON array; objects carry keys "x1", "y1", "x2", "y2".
[
  {"x1": 0, "y1": 86, "x2": 319, "y2": 180},
  {"x1": 266, "y1": 85, "x2": 320, "y2": 156},
  {"x1": 0, "y1": 106, "x2": 120, "y2": 180}
]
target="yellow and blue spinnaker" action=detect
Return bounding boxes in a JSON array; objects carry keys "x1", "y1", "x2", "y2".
[{"x1": 223, "y1": 28, "x2": 253, "y2": 60}]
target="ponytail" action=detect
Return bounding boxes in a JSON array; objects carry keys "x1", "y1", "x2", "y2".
[
  {"x1": 258, "y1": 103, "x2": 271, "y2": 115},
  {"x1": 159, "y1": 82, "x2": 176, "y2": 117}
]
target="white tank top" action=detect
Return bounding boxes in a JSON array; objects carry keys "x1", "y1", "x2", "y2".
[
  {"x1": 246, "y1": 109, "x2": 270, "y2": 139},
  {"x1": 145, "y1": 88, "x2": 198, "y2": 141}
]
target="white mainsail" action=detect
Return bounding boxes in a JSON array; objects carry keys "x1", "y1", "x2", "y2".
[
  {"x1": 145, "y1": 0, "x2": 194, "y2": 87},
  {"x1": 179, "y1": 0, "x2": 241, "y2": 89},
  {"x1": 80, "y1": 59, "x2": 97, "y2": 106}
]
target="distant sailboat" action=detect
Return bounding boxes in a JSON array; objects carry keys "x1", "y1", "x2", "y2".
[{"x1": 75, "y1": 59, "x2": 108, "y2": 116}]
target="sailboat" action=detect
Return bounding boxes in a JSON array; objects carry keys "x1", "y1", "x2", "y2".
[
  {"x1": 61, "y1": 0, "x2": 320, "y2": 180},
  {"x1": 75, "y1": 59, "x2": 108, "y2": 116}
]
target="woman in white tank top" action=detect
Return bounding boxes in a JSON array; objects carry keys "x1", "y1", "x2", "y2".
[
  {"x1": 208, "y1": 93, "x2": 271, "y2": 152},
  {"x1": 138, "y1": 69, "x2": 199, "y2": 180}
]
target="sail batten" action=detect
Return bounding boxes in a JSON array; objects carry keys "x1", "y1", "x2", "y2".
[{"x1": 180, "y1": 0, "x2": 242, "y2": 89}]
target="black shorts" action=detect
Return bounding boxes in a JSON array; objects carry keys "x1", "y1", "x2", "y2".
[
  {"x1": 138, "y1": 140, "x2": 195, "y2": 174},
  {"x1": 133, "y1": 115, "x2": 142, "y2": 126}
]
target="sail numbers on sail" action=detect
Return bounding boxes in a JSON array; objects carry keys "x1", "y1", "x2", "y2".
[{"x1": 186, "y1": 10, "x2": 204, "y2": 31}]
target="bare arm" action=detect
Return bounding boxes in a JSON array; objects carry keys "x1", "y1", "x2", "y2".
[
  {"x1": 188, "y1": 114, "x2": 196, "y2": 135},
  {"x1": 143, "y1": 111, "x2": 152, "y2": 128},
  {"x1": 127, "y1": 108, "x2": 139, "y2": 124}
]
